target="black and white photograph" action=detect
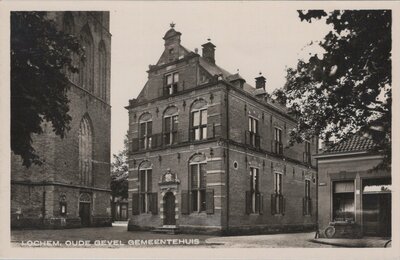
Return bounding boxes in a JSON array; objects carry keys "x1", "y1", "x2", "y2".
[{"x1": 0, "y1": 1, "x2": 398, "y2": 259}]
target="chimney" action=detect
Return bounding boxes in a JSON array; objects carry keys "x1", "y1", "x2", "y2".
[
  {"x1": 202, "y1": 40, "x2": 216, "y2": 64},
  {"x1": 255, "y1": 73, "x2": 266, "y2": 89}
]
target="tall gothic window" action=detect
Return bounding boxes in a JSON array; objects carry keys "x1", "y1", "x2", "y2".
[
  {"x1": 79, "y1": 115, "x2": 93, "y2": 186},
  {"x1": 63, "y1": 12, "x2": 79, "y2": 84},
  {"x1": 79, "y1": 25, "x2": 94, "y2": 92},
  {"x1": 63, "y1": 12, "x2": 74, "y2": 35},
  {"x1": 98, "y1": 41, "x2": 107, "y2": 100}
]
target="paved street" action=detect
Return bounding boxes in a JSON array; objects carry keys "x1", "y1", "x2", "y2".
[{"x1": 11, "y1": 223, "x2": 335, "y2": 248}]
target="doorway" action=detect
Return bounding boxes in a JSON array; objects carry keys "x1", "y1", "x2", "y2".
[
  {"x1": 163, "y1": 192, "x2": 176, "y2": 226},
  {"x1": 362, "y1": 178, "x2": 391, "y2": 237},
  {"x1": 79, "y1": 202, "x2": 91, "y2": 227},
  {"x1": 363, "y1": 193, "x2": 391, "y2": 237}
]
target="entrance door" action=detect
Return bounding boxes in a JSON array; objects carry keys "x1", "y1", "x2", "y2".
[
  {"x1": 363, "y1": 193, "x2": 391, "y2": 237},
  {"x1": 79, "y1": 202, "x2": 91, "y2": 227},
  {"x1": 163, "y1": 192, "x2": 176, "y2": 226},
  {"x1": 120, "y1": 204, "x2": 128, "y2": 220}
]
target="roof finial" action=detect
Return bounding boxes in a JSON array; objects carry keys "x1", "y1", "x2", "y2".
[
  {"x1": 237, "y1": 69, "x2": 240, "y2": 73},
  {"x1": 259, "y1": 72, "x2": 262, "y2": 76},
  {"x1": 207, "y1": 38, "x2": 211, "y2": 42},
  {"x1": 170, "y1": 22, "x2": 175, "y2": 28}
]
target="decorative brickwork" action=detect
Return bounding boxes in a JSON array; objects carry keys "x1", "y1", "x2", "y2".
[{"x1": 127, "y1": 25, "x2": 317, "y2": 235}]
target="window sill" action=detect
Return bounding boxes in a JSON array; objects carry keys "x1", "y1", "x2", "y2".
[{"x1": 272, "y1": 214, "x2": 284, "y2": 217}]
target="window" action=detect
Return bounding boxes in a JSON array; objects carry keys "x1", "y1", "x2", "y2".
[
  {"x1": 79, "y1": 25, "x2": 94, "y2": 92},
  {"x1": 164, "y1": 115, "x2": 178, "y2": 145},
  {"x1": 190, "y1": 163, "x2": 207, "y2": 212},
  {"x1": 139, "y1": 120, "x2": 152, "y2": 149},
  {"x1": 98, "y1": 41, "x2": 107, "y2": 100},
  {"x1": 271, "y1": 172, "x2": 285, "y2": 215},
  {"x1": 273, "y1": 127, "x2": 283, "y2": 155},
  {"x1": 59, "y1": 202, "x2": 67, "y2": 216},
  {"x1": 248, "y1": 117, "x2": 259, "y2": 147},
  {"x1": 275, "y1": 172, "x2": 282, "y2": 195},
  {"x1": 304, "y1": 141, "x2": 311, "y2": 164},
  {"x1": 165, "y1": 72, "x2": 179, "y2": 95},
  {"x1": 191, "y1": 108, "x2": 207, "y2": 141},
  {"x1": 303, "y1": 179, "x2": 312, "y2": 215},
  {"x1": 333, "y1": 181, "x2": 355, "y2": 221},
  {"x1": 79, "y1": 115, "x2": 93, "y2": 186},
  {"x1": 139, "y1": 169, "x2": 152, "y2": 213}
]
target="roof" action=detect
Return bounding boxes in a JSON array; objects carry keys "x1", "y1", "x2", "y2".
[
  {"x1": 226, "y1": 73, "x2": 245, "y2": 82},
  {"x1": 163, "y1": 28, "x2": 181, "y2": 40},
  {"x1": 323, "y1": 134, "x2": 378, "y2": 155}
]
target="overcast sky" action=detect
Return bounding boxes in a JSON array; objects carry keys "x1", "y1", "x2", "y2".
[{"x1": 109, "y1": 2, "x2": 331, "y2": 156}]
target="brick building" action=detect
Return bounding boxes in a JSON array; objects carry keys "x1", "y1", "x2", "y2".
[
  {"x1": 11, "y1": 12, "x2": 112, "y2": 229},
  {"x1": 315, "y1": 134, "x2": 391, "y2": 238},
  {"x1": 126, "y1": 25, "x2": 317, "y2": 234}
]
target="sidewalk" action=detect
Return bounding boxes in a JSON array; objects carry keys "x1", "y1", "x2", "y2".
[{"x1": 310, "y1": 237, "x2": 391, "y2": 248}]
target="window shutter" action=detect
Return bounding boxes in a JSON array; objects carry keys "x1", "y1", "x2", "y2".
[
  {"x1": 302, "y1": 197, "x2": 305, "y2": 216},
  {"x1": 150, "y1": 193, "x2": 158, "y2": 215},
  {"x1": 181, "y1": 190, "x2": 189, "y2": 214},
  {"x1": 309, "y1": 198, "x2": 312, "y2": 216},
  {"x1": 282, "y1": 196, "x2": 286, "y2": 215},
  {"x1": 255, "y1": 192, "x2": 260, "y2": 213},
  {"x1": 206, "y1": 189, "x2": 214, "y2": 214},
  {"x1": 147, "y1": 170, "x2": 152, "y2": 192},
  {"x1": 132, "y1": 193, "x2": 139, "y2": 215},
  {"x1": 271, "y1": 193, "x2": 276, "y2": 215},
  {"x1": 131, "y1": 139, "x2": 139, "y2": 152},
  {"x1": 245, "y1": 191, "x2": 252, "y2": 214},
  {"x1": 259, "y1": 193, "x2": 264, "y2": 215}
]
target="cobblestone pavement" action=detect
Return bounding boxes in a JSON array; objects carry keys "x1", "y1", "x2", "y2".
[
  {"x1": 206, "y1": 232, "x2": 336, "y2": 248},
  {"x1": 11, "y1": 223, "x2": 335, "y2": 248}
]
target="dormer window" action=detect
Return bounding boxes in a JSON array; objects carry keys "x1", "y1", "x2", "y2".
[{"x1": 165, "y1": 72, "x2": 179, "y2": 96}]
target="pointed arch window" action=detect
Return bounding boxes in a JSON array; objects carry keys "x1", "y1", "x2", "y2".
[
  {"x1": 63, "y1": 12, "x2": 74, "y2": 35},
  {"x1": 98, "y1": 41, "x2": 107, "y2": 100},
  {"x1": 63, "y1": 12, "x2": 79, "y2": 84},
  {"x1": 79, "y1": 25, "x2": 94, "y2": 92},
  {"x1": 79, "y1": 115, "x2": 93, "y2": 186}
]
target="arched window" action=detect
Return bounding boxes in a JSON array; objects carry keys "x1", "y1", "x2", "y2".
[
  {"x1": 189, "y1": 154, "x2": 207, "y2": 212},
  {"x1": 79, "y1": 25, "x2": 94, "y2": 92},
  {"x1": 98, "y1": 41, "x2": 107, "y2": 100},
  {"x1": 190, "y1": 99, "x2": 208, "y2": 141},
  {"x1": 63, "y1": 12, "x2": 79, "y2": 84},
  {"x1": 139, "y1": 113, "x2": 152, "y2": 150},
  {"x1": 139, "y1": 161, "x2": 152, "y2": 213},
  {"x1": 79, "y1": 115, "x2": 93, "y2": 186},
  {"x1": 63, "y1": 12, "x2": 74, "y2": 35},
  {"x1": 163, "y1": 106, "x2": 178, "y2": 145}
]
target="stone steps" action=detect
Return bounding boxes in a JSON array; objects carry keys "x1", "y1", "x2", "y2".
[{"x1": 152, "y1": 226, "x2": 180, "y2": 235}]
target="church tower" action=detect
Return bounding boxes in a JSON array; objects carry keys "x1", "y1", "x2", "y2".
[{"x1": 11, "y1": 11, "x2": 112, "y2": 229}]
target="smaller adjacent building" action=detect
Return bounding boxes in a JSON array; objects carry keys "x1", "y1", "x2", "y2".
[{"x1": 315, "y1": 134, "x2": 391, "y2": 238}]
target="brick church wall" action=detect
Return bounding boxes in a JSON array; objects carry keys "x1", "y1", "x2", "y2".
[{"x1": 11, "y1": 11, "x2": 112, "y2": 229}]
